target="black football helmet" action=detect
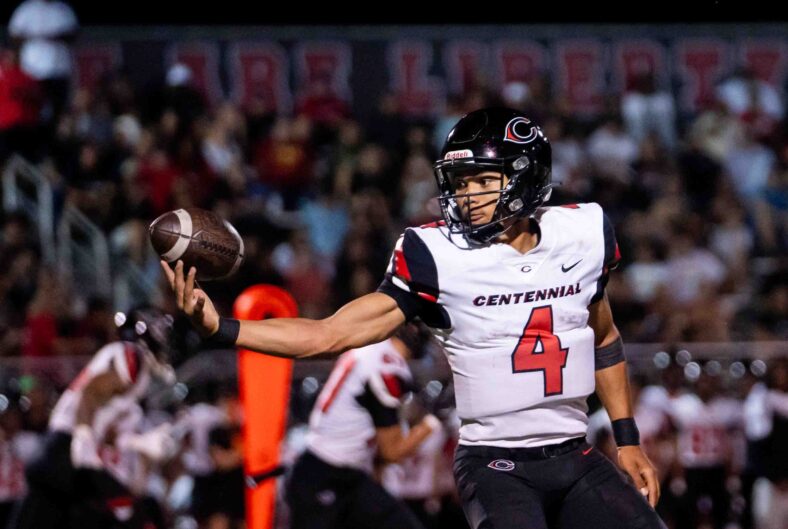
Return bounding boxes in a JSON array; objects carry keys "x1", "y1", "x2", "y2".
[
  {"x1": 115, "y1": 306, "x2": 174, "y2": 361},
  {"x1": 433, "y1": 107, "x2": 552, "y2": 244}
]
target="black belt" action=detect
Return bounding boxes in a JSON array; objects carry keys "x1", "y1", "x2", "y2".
[{"x1": 457, "y1": 436, "x2": 587, "y2": 461}]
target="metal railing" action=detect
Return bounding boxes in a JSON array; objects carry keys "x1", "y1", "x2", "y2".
[
  {"x1": 56, "y1": 204, "x2": 113, "y2": 299},
  {"x1": 111, "y1": 258, "x2": 161, "y2": 313},
  {"x1": 2, "y1": 154, "x2": 56, "y2": 263},
  {"x1": 1, "y1": 341, "x2": 785, "y2": 392},
  {"x1": 3, "y1": 154, "x2": 158, "y2": 310}
]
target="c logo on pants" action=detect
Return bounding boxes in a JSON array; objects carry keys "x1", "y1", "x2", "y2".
[{"x1": 487, "y1": 459, "x2": 515, "y2": 471}]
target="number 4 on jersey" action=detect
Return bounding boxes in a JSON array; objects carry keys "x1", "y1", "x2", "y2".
[{"x1": 511, "y1": 306, "x2": 569, "y2": 396}]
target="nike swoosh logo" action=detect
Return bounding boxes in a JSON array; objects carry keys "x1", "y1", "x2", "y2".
[
  {"x1": 582, "y1": 446, "x2": 593, "y2": 456},
  {"x1": 561, "y1": 260, "x2": 582, "y2": 272}
]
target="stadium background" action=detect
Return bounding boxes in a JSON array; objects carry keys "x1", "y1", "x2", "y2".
[{"x1": 0, "y1": 2, "x2": 786, "y2": 529}]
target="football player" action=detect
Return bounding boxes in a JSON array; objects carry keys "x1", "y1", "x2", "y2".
[
  {"x1": 9, "y1": 307, "x2": 178, "y2": 529},
  {"x1": 163, "y1": 108, "x2": 665, "y2": 529},
  {"x1": 286, "y1": 335, "x2": 439, "y2": 529},
  {"x1": 668, "y1": 368, "x2": 744, "y2": 529}
]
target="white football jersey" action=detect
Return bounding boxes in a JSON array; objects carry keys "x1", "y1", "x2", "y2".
[
  {"x1": 179, "y1": 403, "x2": 228, "y2": 476},
  {"x1": 49, "y1": 342, "x2": 152, "y2": 433},
  {"x1": 669, "y1": 393, "x2": 743, "y2": 468},
  {"x1": 306, "y1": 339, "x2": 413, "y2": 472},
  {"x1": 94, "y1": 396, "x2": 146, "y2": 491},
  {"x1": 379, "y1": 203, "x2": 620, "y2": 447}
]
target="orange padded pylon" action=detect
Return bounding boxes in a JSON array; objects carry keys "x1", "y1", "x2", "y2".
[{"x1": 234, "y1": 285, "x2": 298, "y2": 529}]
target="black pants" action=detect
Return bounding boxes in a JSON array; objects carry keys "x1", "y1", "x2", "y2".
[
  {"x1": 9, "y1": 432, "x2": 135, "y2": 529},
  {"x1": 405, "y1": 496, "x2": 471, "y2": 529},
  {"x1": 191, "y1": 466, "x2": 245, "y2": 522},
  {"x1": 1, "y1": 500, "x2": 17, "y2": 529},
  {"x1": 454, "y1": 437, "x2": 666, "y2": 529},
  {"x1": 682, "y1": 466, "x2": 729, "y2": 529},
  {"x1": 285, "y1": 450, "x2": 425, "y2": 529}
]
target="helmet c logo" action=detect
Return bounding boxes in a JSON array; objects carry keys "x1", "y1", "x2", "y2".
[{"x1": 504, "y1": 117, "x2": 538, "y2": 144}]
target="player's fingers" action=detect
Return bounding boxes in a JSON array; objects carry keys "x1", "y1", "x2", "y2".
[
  {"x1": 184, "y1": 267, "x2": 196, "y2": 311},
  {"x1": 174, "y1": 261, "x2": 185, "y2": 310},
  {"x1": 624, "y1": 464, "x2": 647, "y2": 495},
  {"x1": 194, "y1": 291, "x2": 206, "y2": 315},
  {"x1": 642, "y1": 466, "x2": 659, "y2": 507},
  {"x1": 160, "y1": 260, "x2": 175, "y2": 288}
]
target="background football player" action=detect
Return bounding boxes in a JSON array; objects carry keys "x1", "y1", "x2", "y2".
[
  {"x1": 285, "y1": 332, "x2": 440, "y2": 529},
  {"x1": 9, "y1": 307, "x2": 179, "y2": 529}
]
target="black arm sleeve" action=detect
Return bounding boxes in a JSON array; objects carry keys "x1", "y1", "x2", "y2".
[
  {"x1": 355, "y1": 381, "x2": 401, "y2": 428},
  {"x1": 594, "y1": 336, "x2": 626, "y2": 370}
]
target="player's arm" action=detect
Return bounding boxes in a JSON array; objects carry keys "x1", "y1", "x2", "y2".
[
  {"x1": 71, "y1": 369, "x2": 128, "y2": 469},
  {"x1": 75, "y1": 370, "x2": 128, "y2": 427},
  {"x1": 589, "y1": 293, "x2": 660, "y2": 508},
  {"x1": 376, "y1": 418, "x2": 439, "y2": 463},
  {"x1": 361, "y1": 375, "x2": 440, "y2": 463},
  {"x1": 162, "y1": 260, "x2": 406, "y2": 358},
  {"x1": 590, "y1": 292, "x2": 631, "y2": 419}
]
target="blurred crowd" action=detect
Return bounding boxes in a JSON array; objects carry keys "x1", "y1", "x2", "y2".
[
  {"x1": 1, "y1": 2, "x2": 788, "y2": 529},
  {"x1": 1, "y1": 33, "x2": 787, "y2": 359}
]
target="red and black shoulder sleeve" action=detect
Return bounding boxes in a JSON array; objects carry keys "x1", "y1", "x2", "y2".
[{"x1": 377, "y1": 229, "x2": 451, "y2": 329}]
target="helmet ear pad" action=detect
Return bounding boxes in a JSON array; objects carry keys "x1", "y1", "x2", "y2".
[{"x1": 499, "y1": 160, "x2": 552, "y2": 218}]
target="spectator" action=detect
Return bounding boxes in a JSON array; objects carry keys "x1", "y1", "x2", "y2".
[
  {"x1": 717, "y1": 67, "x2": 784, "y2": 138},
  {"x1": 296, "y1": 72, "x2": 350, "y2": 127},
  {"x1": 664, "y1": 224, "x2": 727, "y2": 306},
  {"x1": 542, "y1": 116, "x2": 588, "y2": 197},
  {"x1": 621, "y1": 72, "x2": 677, "y2": 151},
  {"x1": 399, "y1": 154, "x2": 438, "y2": 226},
  {"x1": 725, "y1": 126, "x2": 777, "y2": 208},
  {"x1": 8, "y1": 0, "x2": 78, "y2": 129},
  {"x1": 624, "y1": 240, "x2": 669, "y2": 304},
  {"x1": 668, "y1": 369, "x2": 743, "y2": 529},
  {"x1": 742, "y1": 359, "x2": 788, "y2": 529},
  {"x1": 201, "y1": 102, "x2": 246, "y2": 193},
  {"x1": 253, "y1": 116, "x2": 314, "y2": 209},
  {"x1": 0, "y1": 46, "x2": 42, "y2": 162},
  {"x1": 753, "y1": 145, "x2": 788, "y2": 255},
  {"x1": 689, "y1": 99, "x2": 745, "y2": 164},
  {"x1": 586, "y1": 115, "x2": 639, "y2": 183}
]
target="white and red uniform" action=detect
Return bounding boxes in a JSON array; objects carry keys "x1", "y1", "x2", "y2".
[
  {"x1": 379, "y1": 203, "x2": 619, "y2": 447},
  {"x1": 179, "y1": 403, "x2": 228, "y2": 476},
  {"x1": 93, "y1": 396, "x2": 147, "y2": 492},
  {"x1": 49, "y1": 341, "x2": 152, "y2": 435},
  {"x1": 306, "y1": 339, "x2": 413, "y2": 472},
  {"x1": 669, "y1": 393, "x2": 743, "y2": 468}
]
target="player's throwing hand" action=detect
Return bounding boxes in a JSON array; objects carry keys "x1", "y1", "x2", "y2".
[{"x1": 160, "y1": 260, "x2": 220, "y2": 337}]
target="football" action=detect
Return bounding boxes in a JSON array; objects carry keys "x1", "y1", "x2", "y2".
[{"x1": 149, "y1": 208, "x2": 245, "y2": 281}]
